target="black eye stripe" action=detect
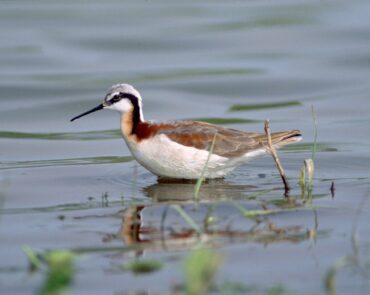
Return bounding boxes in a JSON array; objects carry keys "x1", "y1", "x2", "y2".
[
  {"x1": 108, "y1": 93, "x2": 139, "y2": 104},
  {"x1": 118, "y1": 93, "x2": 139, "y2": 101},
  {"x1": 110, "y1": 95, "x2": 121, "y2": 103}
]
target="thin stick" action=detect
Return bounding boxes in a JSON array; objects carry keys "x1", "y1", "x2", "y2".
[{"x1": 264, "y1": 120, "x2": 290, "y2": 194}]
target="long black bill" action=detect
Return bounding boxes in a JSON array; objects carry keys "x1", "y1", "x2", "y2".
[{"x1": 70, "y1": 104, "x2": 104, "y2": 122}]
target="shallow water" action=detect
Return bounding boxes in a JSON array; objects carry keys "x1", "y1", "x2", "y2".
[{"x1": 1, "y1": 0, "x2": 370, "y2": 294}]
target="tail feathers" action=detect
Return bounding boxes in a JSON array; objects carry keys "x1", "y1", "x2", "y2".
[{"x1": 269, "y1": 130, "x2": 302, "y2": 147}]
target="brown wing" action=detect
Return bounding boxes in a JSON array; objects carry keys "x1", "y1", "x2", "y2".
[{"x1": 148, "y1": 121, "x2": 301, "y2": 158}]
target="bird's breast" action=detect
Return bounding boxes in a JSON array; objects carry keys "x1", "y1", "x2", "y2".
[{"x1": 123, "y1": 134, "x2": 228, "y2": 179}]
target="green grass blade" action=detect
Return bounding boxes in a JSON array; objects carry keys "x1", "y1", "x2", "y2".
[
  {"x1": 194, "y1": 133, "x2": 217, "y2": 201},
  {"x1": 171, "y1": 205, "x2": 203, "y2": 235},
  {"x1": 324, "y1": 257, "x2": 352, "y2": 295},
  {"x1": 230, "y1": 201, "x2": 277, "y2": 219},
  {"x1": 22, "y1": 246, "x2": 43, "y2": 271}
]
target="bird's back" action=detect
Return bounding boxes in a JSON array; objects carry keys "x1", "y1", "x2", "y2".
[{"x1": 137, "y1": 120, "x2": 301, "y2": 158}]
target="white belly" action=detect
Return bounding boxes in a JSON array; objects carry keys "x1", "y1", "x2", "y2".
[
  {"x1": 124, "y1": 134, "x2": 232, "y2": 179},
  {"x1": 124, "y1": 134, "x2": 267, "y2": 179}
]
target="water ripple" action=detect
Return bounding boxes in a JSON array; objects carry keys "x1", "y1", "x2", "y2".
[{"x1": 0, "y1": 156, "x2": 133, "y2": 170}]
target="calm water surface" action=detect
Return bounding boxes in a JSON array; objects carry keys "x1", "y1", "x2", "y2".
[{"x1": 1, "y1": 1, "x2": 370, "y2": 294}]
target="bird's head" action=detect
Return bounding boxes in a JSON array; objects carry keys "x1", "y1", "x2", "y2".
[{"x1": 70, "y1": 83, "x2": 143, "y2": 122}]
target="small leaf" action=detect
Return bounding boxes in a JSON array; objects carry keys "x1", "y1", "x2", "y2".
[{"x1": 122, "y1": 259, "x2": 163, "y2": 274}]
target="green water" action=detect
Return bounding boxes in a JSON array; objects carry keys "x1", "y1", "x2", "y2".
[{"x1": 1, "y1": 1, "x2": 370, "y2": 294}]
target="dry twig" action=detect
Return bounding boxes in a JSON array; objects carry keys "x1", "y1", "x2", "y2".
[{"x1": 264, "y1": 120, "x2": 290, "y2": 194}]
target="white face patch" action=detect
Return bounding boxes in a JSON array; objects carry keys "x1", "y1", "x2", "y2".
[
  {"x1": 105, "y1": 92, "x2": 119, "y2": 103},
  {"x1": 105, "y1": 98, "x2": 133, "y2": 113}
]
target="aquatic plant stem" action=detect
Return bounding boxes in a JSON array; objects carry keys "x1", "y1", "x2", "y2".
[
  {"x1": 172, "y1": 205, "x2": 203, "y2": 235},
  {"x1": 264, "y1": 120, "x2": 290, "y2": 194},
  {"x1": 311, "y1": 105, "x2": 318, "y2": 161},
  {"x1": 194, "y1": 133, "x2": 217, "y2": 201}
]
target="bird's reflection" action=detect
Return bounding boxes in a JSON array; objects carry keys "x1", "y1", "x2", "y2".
[
  {"x1": 143, "y1": 179, "x2": 256, "y2": 202},
  {"x1": 99, "y1": 179, "x2": 324, "y2": 257},
  {"x1": 109, "y1": 193, "x2": 319, "y2": 257},
  {"x1": 115, "y1": 203, "x2": 314, "y2": 254}
]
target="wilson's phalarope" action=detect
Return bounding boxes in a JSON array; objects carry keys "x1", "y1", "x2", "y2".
[{"x1": 71, "y1": 84, "x2": 302, "y2": 180}]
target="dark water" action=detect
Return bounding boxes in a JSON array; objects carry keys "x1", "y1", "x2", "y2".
[{"x1": 1, "y1": 1, "x2": 370, "y2": 294}]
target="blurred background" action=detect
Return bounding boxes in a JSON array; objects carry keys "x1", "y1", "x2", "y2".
[{"x1": 1, "y1": 1, "x2": 370, "y2": 294}]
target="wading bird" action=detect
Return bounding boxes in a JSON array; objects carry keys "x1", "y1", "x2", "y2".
[{"x1": 71, "y1": 84, "x2": 301, "y2": 180}]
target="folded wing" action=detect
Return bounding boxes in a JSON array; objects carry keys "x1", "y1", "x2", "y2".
[{"x1": 155, "y1": 121, "x2": 301, "y2": 158}]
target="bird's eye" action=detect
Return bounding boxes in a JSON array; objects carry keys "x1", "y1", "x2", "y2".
[{"x1": 110, "y1": 95, "x2": 121, "y2": 104}]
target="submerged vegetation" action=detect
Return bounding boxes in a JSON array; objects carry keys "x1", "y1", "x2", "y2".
[
  {"x1": 23, "y1": 247, "x2": 75, "y2": 295},
  {"x1": 121, "y1": 259, "x2": 163, "y2": 274},
  {"x1": 184, "y1": 248, "x2": 222, "y2": 295}
]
